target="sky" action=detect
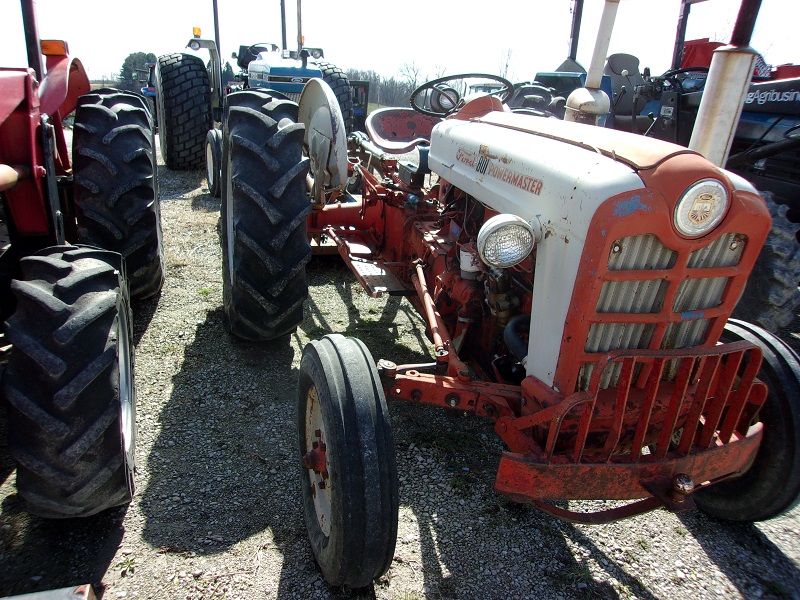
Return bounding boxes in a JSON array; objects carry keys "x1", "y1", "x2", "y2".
[{"x1": 0, "y1": 0, "x2": 795, "y2": 83}]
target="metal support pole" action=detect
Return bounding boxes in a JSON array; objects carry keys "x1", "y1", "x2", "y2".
[
  {"x1": 671, "y1": 1, "x2": 692, "y2": 70},
  {"x1": 280, "y1": 0, "x2": 288, "y2": 50},
  {"x1": 20, "y1": 0, "x2": 44, "y2": 80},
  {"x1": 212, "y1": 0, "x2": 221, "y2": 58},
  {"x1": 568, "y1": 0, "x2": 584, "y2": 62},
  {"x1": 296, "y1": 0, "x2": 303, "y2": 54}
]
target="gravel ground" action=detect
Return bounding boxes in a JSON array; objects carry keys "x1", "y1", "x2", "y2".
[{"x1": 1, "y1": 137, "x2": 799, "y2": 600}]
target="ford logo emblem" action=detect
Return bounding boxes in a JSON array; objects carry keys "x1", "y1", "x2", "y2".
[{"x1": 291, "y1": 77, "x2": 303, "y2": 83}]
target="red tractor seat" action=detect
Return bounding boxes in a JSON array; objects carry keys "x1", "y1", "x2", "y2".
[{"x1": 365, "y1": 108, "x2": 441, "y2": 154}]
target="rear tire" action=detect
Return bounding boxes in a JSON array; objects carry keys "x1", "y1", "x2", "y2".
[
  {"x1": 73, "y1": 88, "x2": 165, "y2": 299},
  {"x1": 298, "y1": 334, "x2": 398, "y2": 587},
  {"x1": 3, "y1": 246, "x2": 136, "y2": 518},
  {"x1": 206, "y1": 128, "x2": 222, "y2": 198},
  {"x1": 731, "y1": 192, "x2": 800, "y2": 332},
  {"x1": 316, "y1": 61, "x2": 353, "y2": 134},
  {"x1": 156, "y1": 53, "x2": 213, "y2": 170},
  {"x1": 221, "y1": 90, "x2": 311, "y2": 340},
  {"x1": 694, "y1": 319, "x2": 800, "y2": 521}
]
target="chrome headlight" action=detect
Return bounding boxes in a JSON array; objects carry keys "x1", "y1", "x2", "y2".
[
  {"x1": 674, "y1": 179, "x2": 729, "y2": 237},
  {"x1": 188, "y1": 40, "x2": 201, "y2": 51},
  {"x1": 477, "y1": 214, "x2": 536, "y2": 268}
]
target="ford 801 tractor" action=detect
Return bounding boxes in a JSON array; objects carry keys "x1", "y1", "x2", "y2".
[
  {"x1": 1, "y1": 1, "x2": 164, "y2": 517},
  {"x1": 218, "y1": 5, "x2": 800, "y2": 591}
]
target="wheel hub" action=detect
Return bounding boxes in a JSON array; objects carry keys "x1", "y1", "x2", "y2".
[{"x1": 305, "y1": 386, "x2": 332, "y2": 536}]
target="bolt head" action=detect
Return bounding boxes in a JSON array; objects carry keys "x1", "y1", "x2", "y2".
[{"x1": 672, "y1": 473, "x2": 694, "y2": 494}]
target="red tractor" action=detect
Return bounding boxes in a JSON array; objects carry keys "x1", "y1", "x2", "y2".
[
  {"x1": 217, "y1": 2, "x2": 800, "y2": 591},
  {"x1": 0, "y1": 1, "x2": 164, "y2": 517}
]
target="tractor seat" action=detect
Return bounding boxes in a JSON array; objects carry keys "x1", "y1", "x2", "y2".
[
  {"x1": 365, "y1": 108, "x2": 441, "y2": 154},
  {"x1": 604, "y1": 53, "x2": 652, "y2": 133}
]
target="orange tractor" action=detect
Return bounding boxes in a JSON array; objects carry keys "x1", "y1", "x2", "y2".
[
  {"x1": 0, "y1": 1, "x2": 163, "y2": 517},
  {"x1": 216, "y1": 0, "x2": 800, "y2": 588}
]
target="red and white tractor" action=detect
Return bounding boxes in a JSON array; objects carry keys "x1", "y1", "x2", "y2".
[
  {"x1": 0, "y1": 1, "x2": 164, "y2": 517},
  {"x1": 217, "y1": 0, "x2": 800, "y2": 588}
]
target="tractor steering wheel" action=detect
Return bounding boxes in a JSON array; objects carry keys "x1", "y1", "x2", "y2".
[
  {"x1": 660, "y1": 66, "x2": 709, "y2": 93},
  {"x1": 248, "y1": 42, "x2": 280, "y2": 55},
  {"x1": 410, "y1": 73, "x2": 514, "y2": 117}
]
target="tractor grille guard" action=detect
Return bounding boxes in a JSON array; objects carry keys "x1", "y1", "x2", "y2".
[{"x1": 494, "y1": 341, "x2": 767, "y2": 522}]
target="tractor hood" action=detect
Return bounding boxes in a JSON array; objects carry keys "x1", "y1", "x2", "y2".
[
  {"x1": 247, "y1": 53, "x2": 322, "y2": 99},
  {"x1": 428, "y1": 112, "x2": 694, "y2": 386}
]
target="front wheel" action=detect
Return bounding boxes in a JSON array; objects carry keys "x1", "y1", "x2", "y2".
[
  {"x1": 297, "y1": 334, "x2": 399, "y2": 588},
  {"x1": 3, "y1": 246, "x2": 136, "y2": 518},
  {"x1": 694, "y1": 319, "x2": 800, "y2": 521}
]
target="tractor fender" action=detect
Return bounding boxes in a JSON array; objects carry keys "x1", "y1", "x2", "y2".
[{"x1": 38, "y1": 54, "x2": 90, "y2": 120}]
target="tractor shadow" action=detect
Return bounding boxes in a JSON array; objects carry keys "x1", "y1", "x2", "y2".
[
  {"x1": 138, "y1": 307, "x2": 311, "y2": 584},
  {"x1": 386, "y1": 403, "x2": 658, "y2": 600},
  {"x1": 677, "y1": 510, "x2": 800, "y2": 598},
  {"x1": 302, "y1": 255, "x2": 431, "y2": 361},
  {"x1": 0, "y1": 489, "x2": 126, "y2": 597}
]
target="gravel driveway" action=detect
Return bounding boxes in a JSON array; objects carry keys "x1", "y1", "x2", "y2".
[{"x1": 1, "y1": 139, "x2": 799, "y2": 600}]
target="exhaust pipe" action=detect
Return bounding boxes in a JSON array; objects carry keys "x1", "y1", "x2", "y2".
[
  {"x1": 564, "y1": 0, "x2": 619, "y2": 125},
  {"x1": 688, "y1": 0, "x2": 762, "y2": 166}
]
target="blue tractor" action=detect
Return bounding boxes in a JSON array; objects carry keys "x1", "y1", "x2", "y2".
[{"x1": 155, "y1": 2, "x2": 353, "y2": 200}]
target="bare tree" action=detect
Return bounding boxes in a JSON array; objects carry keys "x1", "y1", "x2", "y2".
[
  {"x1": 398, "y1": 62, "x2": 423, "y2": 89},
  {"x1": 433, "y1": 64, "x2": 447, "y2": 78},
  {"x1": 499, "y1": 48, "x2": 513, "y2": 79}
]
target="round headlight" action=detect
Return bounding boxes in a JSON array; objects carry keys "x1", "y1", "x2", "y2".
[
  {"x1": 311, "y1": 49, "x2": 323, "y2": 59},
  {"x1": 674, "y1": 179, "x2": 729, "y2": 237},
  {"x1": 477, "y1": 214, "x2": 535, "y2": 268},
  {"x1": 188, "y1": 40, "x2": 201, "y2": 51}
]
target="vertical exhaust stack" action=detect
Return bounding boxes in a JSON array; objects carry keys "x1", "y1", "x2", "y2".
[
  {"x1": 564, "y1": 0, "x2": 619, "y2": 125},
  {"x1": 688, "y1": 0, "x2": 761, "y2": 167}
]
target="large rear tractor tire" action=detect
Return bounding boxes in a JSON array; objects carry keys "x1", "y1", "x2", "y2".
[
  {"x1": 221, "y1": 90, "x2": 311, "y2": 341},
  {"x1": 3, "y1": 246, "x2": 136, "y2": 518},
  {"x1": 316, "y1": 61, "x2": 354, "y2": 134},
  {"x1": 298, "y1": 334, "x2": 398, "y2": 587},
  {"x1": 731, "y1": 192, "x2": 800, "y2": 332},
  {"x1": 156, "y1": 53, "x2": 213, "y2": 170},
  {"x1": 73, "y1": 88, "x2": 165, "y2": 299},
  {"x1": 694, "y1": 319, "x2": 800, "y2": 521}
]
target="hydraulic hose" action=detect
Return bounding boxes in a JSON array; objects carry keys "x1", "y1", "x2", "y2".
[{"x1": 504, "y1": 314, "x2": 531, "y2": 362}]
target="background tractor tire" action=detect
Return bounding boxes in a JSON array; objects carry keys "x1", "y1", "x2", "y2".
[
  {"x1": 73, "y1": 88, "x2": 165, "y2": 299},
  {"x1": 156, "y1": 53, "x2": 213, "y2": 170},
  {"x1": 694, "y1": 319, "x2": 800, "y2": 521},
  {"x1": 221, "y1": 90, "x2": 311, "y2": 341},
  {"x1": 206, "y1": 128, "x2": 222, "y2": 198},
  {"x1": 3, "y1": 246, "x2": 136, "y2": 518},
  {"x1": 316, "y1": 61, "x2": 354, "y2": 134},
  {"x1": 731, "y1": 192, "x2": 800, "y2": 332},
  {"x1": 298, "y1": 334, "x2": 398, "y2": 588}
]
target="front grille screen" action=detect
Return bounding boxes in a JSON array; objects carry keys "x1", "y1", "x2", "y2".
[{"x1": 578, "y1": 232, "x2": 745, "y2": 391}]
